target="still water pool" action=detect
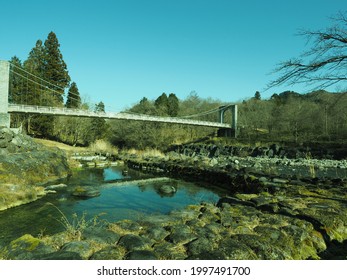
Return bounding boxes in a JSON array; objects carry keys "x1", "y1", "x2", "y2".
[{"x1": 0, "y1": 167, "x2": 225, "y2": 246}]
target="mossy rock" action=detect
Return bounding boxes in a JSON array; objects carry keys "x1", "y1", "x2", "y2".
[
  {"x1": 186, "y1": 237, "x2": 215, "y2": 256},
  {"x1": 60, "y1": 241, "x2": 93, "y2": 259},
  {"x1": 7, "y1": 234, "x2": 54, "y2": 259},
  {"x1": 126, "y1": 250, "x2": 158, "y2": 260},
  {"x1": 141, "y1": 226, "x2": 170, "y2": 242},
  {"x1": 152, "y1": 241, "x2": 187, "y2": 260},
  {"x1": 34, "y1": 251, "x2": 83, "y2": 260},
  {"x1": 90, "y1": 246, "x2": 125, "y2": 260},
  {"x1": 218, "y1": 237, "x2": 258, "y2": 260},
  {"x1": 72, "y1": 186, "x2": 100, "y2": 198},
  {"x1": 117, "y1": 234, "x2": 153, "y2": 251},
  {"x1": 82, "y1": 227, "x2": 121, "y2": 244},
  {"x1": 166, "y1": 224, "x2": 197, "y2": 244}
]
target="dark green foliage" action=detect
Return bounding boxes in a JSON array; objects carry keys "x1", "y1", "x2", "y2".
[
  {"x1": 108, "y1": 92, "x2": 219, "y2": 149},
  {"x1": 8, "y1": 56, "x2": 24, "y2": 104},
  {"x1": 254, "y1": 91, "x2": 261, "y2": 100},
  {"x1": 43, "y1": 31, "x2": 70, "y2": 103},
  {"x1": 89, "y1": 102, "x2": 109, "y2": 143},
  {"x1": 94, "y1": 101, "x2": 105, "y2": 113},
  {"x1": 130, "y1": 97, "x2": 157, "y2": 115},
  {"x1": 154, "y1": 93, "x2": 169, "y2": 116},
  {"x1": 24, "y1": 40, "x2": 45, "y2": 77},
  {"x1": 66, "y1": 82, "x2": 81, "y2": 108},
  {"x1": 11, "y1": 32, "x2": 72, "y2": 137},
  {"x1": 8, "y1": 57, "x2": 28, "y2": 129},
  {"x1": 167, "y1": 93, "x2": 179, "y2": 117}
]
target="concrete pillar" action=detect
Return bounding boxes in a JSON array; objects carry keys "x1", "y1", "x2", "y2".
[
  {"x1": 0, "y1": 61, "x2": 10, "y2": 127},
  {"x1": 217, "y1": 104, "x2": 238, "y2": 138},
  {"x1": 218, "y1": 106, "x2": 226, "y2": 123},
  {"x1": 231, "y1": 104, "x2": 237, "y2": 137}
]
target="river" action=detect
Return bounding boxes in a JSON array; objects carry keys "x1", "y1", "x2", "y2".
[{"x1": 0, "y1": 166, "x2": 227, "y2": 247}]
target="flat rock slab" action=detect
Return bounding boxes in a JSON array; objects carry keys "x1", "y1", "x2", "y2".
[
  {"x1": 72, "y1": 186, "x2": 101, "y2": 198},
  {"x1": 117, "y1": 234, "x2": 153, "y2": 251},
  {"x1": 89, "y1": 246, "x2": 124, "y2": 260}
]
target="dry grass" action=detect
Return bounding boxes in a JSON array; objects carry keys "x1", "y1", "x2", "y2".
[
  {"x1": 89, "y1": 139, "x2": 119, "y2": 154},
  {"x1": 34, "y1": 138, "x2": 88, "y2": 154},
  {"x1": 121, "y1": 148, "x2": 165, "y2": 159},
  {"x1": 108, "y1": 222, "x2": 142, "y2": 236},
  {"x1": 0, "y1": 185, "x2": 46, "y2": 211}
]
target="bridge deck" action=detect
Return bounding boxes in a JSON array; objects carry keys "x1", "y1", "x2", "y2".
[{"x1": 8, "y1": 104, "x2": 231, "y2": 128}]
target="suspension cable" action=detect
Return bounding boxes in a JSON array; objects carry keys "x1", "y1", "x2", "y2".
[{"x1": 9, "y1": 62, "x2": 233, "y2": 117}]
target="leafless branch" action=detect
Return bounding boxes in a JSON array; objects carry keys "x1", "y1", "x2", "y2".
[{"x1": 268, "y1": 11, "x2": 347, "y2": 91}]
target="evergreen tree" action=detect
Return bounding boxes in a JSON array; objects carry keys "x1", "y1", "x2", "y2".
[
  {"x1": 254, "y1": 91, "x2": 261, "y2": 100},
  {"x1": 22, "y1": 32, "x2": 70, "y2": 137},
  {"x1": 154, "y1": 93, "x2": 169, "y2": 115},
  {"x1": 167, "y1": 93, "x2": 179, "y2": 117},
  {"x1": 23, "y1": 40, "x2": 45, "y2": 76},
  {"x1": 66, "y1": 82, "x2": 81, "y2": 108},
  {"x1": 94, "y1": 101, "x2": 105, "y2": 113},
  {"x1": 8, "y1": 56, "x2": 24, "y2": 104},
  {"x1": 43, "y1": 31, "x2": 70, "y2": 105},
  {"x1": 22, "y1": 40, "x2": 46, "y2": 105},
  {"x1": 130, "y1": 97, "x2": 156, "y2": 115},
  {"x1": 89, "y1": 101, "x2": 109, "y2": 143},
  {"x1": 8, "y1": 57, "x2": 28, "y2": 129}
]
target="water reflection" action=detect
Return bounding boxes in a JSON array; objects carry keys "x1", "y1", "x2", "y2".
[{"x1": 0, "y1": 167, "x2": 224, "y2": 247}]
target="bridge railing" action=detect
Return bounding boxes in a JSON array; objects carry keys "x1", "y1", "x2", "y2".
[{"x1": 8, "y1": 104, "x2": 231, "y2": 128}]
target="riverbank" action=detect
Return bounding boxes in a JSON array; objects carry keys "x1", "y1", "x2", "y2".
[
  {"x1": 1, "y1": 139, "x2": 346, "y2": 259},
  {"x1": 0, "y1": 128, "x2": 70, "y2": 211},
  {"x1": 120, "y1": 143, "x2": 347, "y2": 259}
]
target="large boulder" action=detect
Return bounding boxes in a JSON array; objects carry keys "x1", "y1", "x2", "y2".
[
  {"x1": 0, "y1": 129, "x2": 70, "y2": 211},
  {"x1": 72, "y1": 186, "x2": 100, "y2": 198},
  {"x1": 158, "y1": 185, "x2": 176, "y2": 196}
]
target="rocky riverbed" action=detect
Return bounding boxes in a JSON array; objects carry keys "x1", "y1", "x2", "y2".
[{"x1": 1, "y1": 140, "x2": 346, "y2": 260}]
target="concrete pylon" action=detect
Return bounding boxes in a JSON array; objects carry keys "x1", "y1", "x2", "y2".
[
  {"x1": 0, "y1": 60, "x2": 10, "y2": 127},
  {"x1": 218, "y1": 104, "x2": 237, "y2": 138}
]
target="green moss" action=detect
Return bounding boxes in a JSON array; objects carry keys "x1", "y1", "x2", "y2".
[{"x1": 10, "y1": 234, "x2": 41, "y2": 252}]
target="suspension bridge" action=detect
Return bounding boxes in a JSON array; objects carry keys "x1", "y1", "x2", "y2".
[{"x1": 0, "y1": 60, "x2": 237, "y2": 136}]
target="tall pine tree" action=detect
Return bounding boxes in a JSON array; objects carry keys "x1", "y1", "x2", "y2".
[
  {"x1": 22, "y1": 32, "x2": 71, "y2": 137},
  {"x1": 24, "y1": 40, "x2": 45, "y2": 76},
  {"x1": 9, "y1": 56, "x2": 24, "y2": 104},
  {"x1": 44, "y1": 31, "x2": 70, "y2": 105},
  {"x1": 23, "y1": 40, "x2": 46, "y2": 105}
]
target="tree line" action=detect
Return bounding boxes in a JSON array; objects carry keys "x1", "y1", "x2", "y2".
[
  {"x1": 108, "y1": 89, "x2": 346, "y2": 149},
  {"x1": 238, "y1": 90, "x2": 347, "y2": 143}
]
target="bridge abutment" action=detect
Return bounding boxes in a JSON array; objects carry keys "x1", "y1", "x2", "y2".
[
  {"x1": 0, "y1": 61, "x2": 10, "y2": 128},
  {"x1": 218, "y1": 104, "x2": 237, "y2": 138}
]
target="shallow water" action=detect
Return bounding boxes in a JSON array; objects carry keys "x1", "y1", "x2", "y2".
[{"x1": 0, "y1": 167, "x2": 224, "y2": 246}]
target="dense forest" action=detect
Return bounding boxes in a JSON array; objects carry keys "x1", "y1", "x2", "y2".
[{"x1": 7, "y1": 28, "x2": 347, "y2": 150}]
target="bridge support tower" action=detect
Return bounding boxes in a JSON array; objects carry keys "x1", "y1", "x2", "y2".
[
  {"x1": 217, "y1": 104, "x2": 238, "y2": 138},
  {"x1": 0, "y1": 61, "x2": 10, "y2": 128}
]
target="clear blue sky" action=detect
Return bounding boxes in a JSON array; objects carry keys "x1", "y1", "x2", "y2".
[{"x1": 1, "y1": 0, "x2": 345, "y2": 112}]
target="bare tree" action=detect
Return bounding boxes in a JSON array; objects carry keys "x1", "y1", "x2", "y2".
[{"x1": 268, "y1": 11, "x2": 347, "y2": 90}]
